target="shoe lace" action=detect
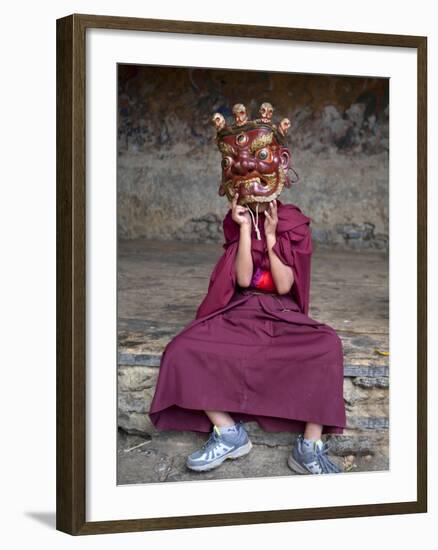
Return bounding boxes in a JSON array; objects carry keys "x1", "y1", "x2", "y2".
[
  {"x1": 314, "y1": 442, "x2": 342, "y2": 474},
  {"x1": 201, "y1": 429, "x2": 220, "y2": 451},
  {"x1": 201, "y1": 421, "x2": 244, "y2": 451}
]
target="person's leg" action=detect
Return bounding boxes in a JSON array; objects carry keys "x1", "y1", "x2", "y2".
[
  {"x1": 205, "y1": 414, "x2": 324, "y2": 435},
  {"x1": 304, "y1": 421, "x2": 323, "y2": 440},
  {"x1": 205, "y1": 410, "x2": 236, "y2": 428}
]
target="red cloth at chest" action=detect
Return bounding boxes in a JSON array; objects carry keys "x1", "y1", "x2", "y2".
[{"x1": 250, "y1": 267, "x2": 276, "y2": 291}]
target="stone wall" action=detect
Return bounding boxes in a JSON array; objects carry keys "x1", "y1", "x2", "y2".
[{"x1": 118, "y1": 66, "x2": 389, "y2": 250}]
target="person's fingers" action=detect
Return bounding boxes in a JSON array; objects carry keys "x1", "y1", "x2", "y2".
[
  {"x1": 270, "y1": 201, "x2": 278, "y2": 221},
  {"x1": 230, "y1": 193, "x2": 238, "y2": 212}
]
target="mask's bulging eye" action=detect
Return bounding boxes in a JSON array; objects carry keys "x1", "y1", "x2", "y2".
[
  {"x1": 235, "y1": 133, "x2": 248, "y2": 146},
  {"x1": 222, "y1": 157, "x2": 232, "y2": 169},
  {"x1": 257, "y1": 148, "x2": 272, "y2": 161}
]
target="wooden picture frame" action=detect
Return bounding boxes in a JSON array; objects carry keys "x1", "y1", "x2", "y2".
[{"x1": 56, "y1": 13, "x2": 427, "y2": 535}]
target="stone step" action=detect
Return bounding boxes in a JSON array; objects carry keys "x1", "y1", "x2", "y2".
[
  {"x1": 118, "y1": 355, "x2": 389, "y2": 378},
  {"x1": 118, "y1": 409, "x2": 389, "y2": 438}
]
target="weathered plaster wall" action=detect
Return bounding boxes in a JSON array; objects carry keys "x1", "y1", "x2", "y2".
[{"x1": 118, "y1": 66, "x2": 389, "y2": 249}]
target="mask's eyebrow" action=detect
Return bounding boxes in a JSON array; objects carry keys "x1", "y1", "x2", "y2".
[
  {"x1": 249, "y1": 132, "x2": 273, "y2": 154},
  {"x1": 217, "y1": 141, "x2": 236, "y2": 157}
]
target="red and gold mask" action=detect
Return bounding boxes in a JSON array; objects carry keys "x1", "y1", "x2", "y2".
[{"x1": 212, "y1": 103, "x2": 295, "y2": 209}]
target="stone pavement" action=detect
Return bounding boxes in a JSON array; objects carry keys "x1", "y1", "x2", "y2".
[{"x1": 117, "y1": 239, "x2": 389, "y2": 484}]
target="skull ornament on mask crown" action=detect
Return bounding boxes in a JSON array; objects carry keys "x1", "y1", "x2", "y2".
[
  {"x1": 232, "y1": 103, "x2": 248, "y2": 126},
  {"x1": 259, "y1": 102, "x2": 274, "y2": 124},
  {"x1": 212, "y1": 103, "x2": 295, "y2": 210},
  {"x1": 211, "y1": 112, "x2": 226, "y2": 132}
]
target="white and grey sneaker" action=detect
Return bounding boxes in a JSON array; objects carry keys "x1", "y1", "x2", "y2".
[
  {"x1": 287, "y1": 434, "x2": 343, "y2": 474},
  {"x1": 186, "y1": 421, "x2": 252, "y2": 472}
]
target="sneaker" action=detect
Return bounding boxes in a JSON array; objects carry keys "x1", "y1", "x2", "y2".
[
  {"x1": 287, "y1": 434, "x2": 343, "y2": 474},
  {"x1": 186, "y1": 420, "x2": 253, "y2": 472}
]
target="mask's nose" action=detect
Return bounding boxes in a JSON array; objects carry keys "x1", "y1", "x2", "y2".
[{"x1": 233, "y1": 154, "x2": 256, "y2": 176}]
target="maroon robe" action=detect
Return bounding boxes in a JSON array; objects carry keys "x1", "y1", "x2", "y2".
[{"x1": 148, "y1": 199, "x2": 347, "y2": 434}]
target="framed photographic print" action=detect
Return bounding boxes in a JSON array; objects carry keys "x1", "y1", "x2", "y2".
[{"x1": 56, "y1": 13, "x2": 427, "y2": 535}]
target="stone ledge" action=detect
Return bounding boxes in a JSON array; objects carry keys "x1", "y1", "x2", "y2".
[{"x1": 118, "y1": 356, "x2": 389, "y2": 378}]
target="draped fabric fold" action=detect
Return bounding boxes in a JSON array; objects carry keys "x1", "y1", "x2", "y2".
[{"x1": 271, "y1": 221, "x2": 312, "y2": 316}]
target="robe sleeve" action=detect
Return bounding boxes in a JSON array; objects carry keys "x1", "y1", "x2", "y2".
[
  {"x1": 271, "y1": 222, "x2": 313, "y2": 315},
  {"x1": 194, "y1": 240, "x2": 238, "y2": 320}
]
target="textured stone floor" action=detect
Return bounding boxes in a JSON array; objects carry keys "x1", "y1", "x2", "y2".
[{"x1": 117, "y1": 239, "x2": 389, "y2": 485}]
